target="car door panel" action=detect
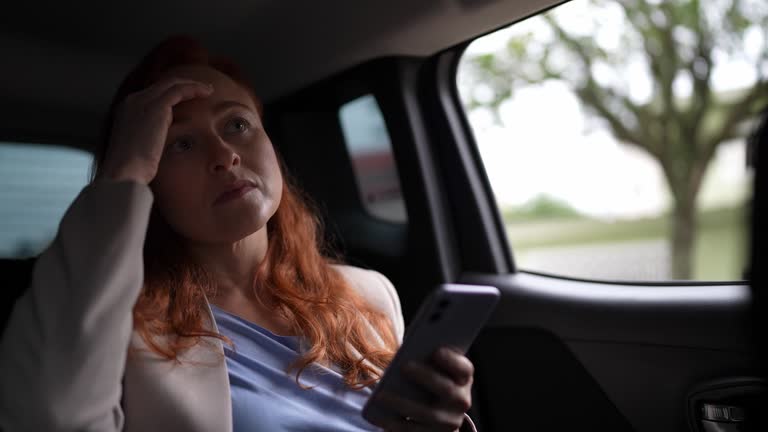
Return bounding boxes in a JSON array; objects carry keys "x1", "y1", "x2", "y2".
[{"x1": 460, "y1": 272, "x2": 756, "y2": 431}]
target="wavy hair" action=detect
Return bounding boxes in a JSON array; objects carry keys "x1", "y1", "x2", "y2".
[{"x1": 92, "y1": 36, "x2": 397, "y2": 388}]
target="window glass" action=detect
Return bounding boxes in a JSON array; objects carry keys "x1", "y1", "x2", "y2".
[
  {"x1": 457, "y1": 0, "x2": 765, "y2": 281},
  {"x1": 339, "y1": 95, "x2": 407, "y2": 222},
  {"x1": 0, "y1": 142, "x2": 92, "y2": 258}
]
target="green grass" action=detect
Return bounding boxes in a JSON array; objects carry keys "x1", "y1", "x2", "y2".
[
  {"x1": 505, "y1": 206, "x2": 749, "y2": 280},
  {"x1": 693, "y1": 222, "x2": 747, "y2": 280}
]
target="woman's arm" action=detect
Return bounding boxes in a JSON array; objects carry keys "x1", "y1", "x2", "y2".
[
  {"x1": 0, "y1": 180, "x2": 153, "y2": 431},
  {"x1": 0, "y1": 76, "x2": 224, "y2": 431}
]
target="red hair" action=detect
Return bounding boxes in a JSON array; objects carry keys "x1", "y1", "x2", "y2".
[{"x1": 93, "y1": 36, "x2": 397, "y2": 388}]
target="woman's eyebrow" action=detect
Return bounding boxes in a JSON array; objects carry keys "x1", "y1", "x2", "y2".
[{"x1": 213, "y1": 100, "x2": 253, "y2": 115}]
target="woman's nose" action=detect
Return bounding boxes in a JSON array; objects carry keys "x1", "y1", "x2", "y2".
[{"x1": 208, "y1": 136, "x2": 241, "y2": 174}]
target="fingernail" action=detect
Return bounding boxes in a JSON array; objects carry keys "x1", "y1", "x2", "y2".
[{"x1": 444, "y1": 346, "x2": 461, "y2": 356}]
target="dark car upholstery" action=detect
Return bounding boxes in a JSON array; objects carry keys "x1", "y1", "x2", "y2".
[{"x1": 0, "y1": 257, "x2": 36, "y2": 335}]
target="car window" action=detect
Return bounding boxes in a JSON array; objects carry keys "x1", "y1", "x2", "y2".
[
  {"x1": 0, "y1": 142, "x2": 92, "y2": 258},
  {"x1": 339, "y1": 94, "x2": 407, "y2": 223},
  {"x1": 457, "y1": 0, "x2": 765, "y2": 281}
]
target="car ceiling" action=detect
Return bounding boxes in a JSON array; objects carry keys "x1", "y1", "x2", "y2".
[{"x1": 0, "y1": 0, "x2": 558, "y2": 145}]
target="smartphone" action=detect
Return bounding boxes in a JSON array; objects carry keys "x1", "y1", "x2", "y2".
[{"x1": 362, "y1": 283, "x2": 500, "y2": 424}]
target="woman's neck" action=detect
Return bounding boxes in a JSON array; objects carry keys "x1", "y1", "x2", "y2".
[
  {"x1": 186, "y1": 228, "x2": 295, "y2": 335},
  {"x1": 186, "y1": 228, "x2": 268, "y2": 304}
]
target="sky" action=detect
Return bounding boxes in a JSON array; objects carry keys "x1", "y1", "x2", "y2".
[{"x1": 457, "y1": 0, "x2": 764, "y2": 220}]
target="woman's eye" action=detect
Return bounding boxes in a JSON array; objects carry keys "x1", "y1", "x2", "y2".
[
  {"x1": 226, "y1": 117, "x2": 251, "y2": 133},
  {"x1": 170, "y1": 137, "x2": 193, "y2": 153}
]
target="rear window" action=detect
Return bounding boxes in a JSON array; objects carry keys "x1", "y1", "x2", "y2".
[
  {"x1": 0, "y1": 142, "x2": 92, "y2": 258},
  {"x1": 339, "y1": 94, "x2": 407, "y2": 223}
]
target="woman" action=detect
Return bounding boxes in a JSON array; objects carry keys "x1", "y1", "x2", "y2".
[{"x1": 0, "y1": 37, "x2": 476, "y2": 431}]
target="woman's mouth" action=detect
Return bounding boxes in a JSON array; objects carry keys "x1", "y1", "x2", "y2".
[{"x1": 213, "y1": 180, "x2": 257, "y2": 206}]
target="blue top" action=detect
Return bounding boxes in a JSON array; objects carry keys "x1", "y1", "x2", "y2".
[{"x1": 210, "y1": 305, "x2": 381, "y2": 432}]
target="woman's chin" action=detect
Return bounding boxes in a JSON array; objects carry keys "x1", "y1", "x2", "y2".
[
  {"x1": 174, "y1": 200, "x2": 276, "y2": 244},
  {"x1": 182, "y1": 223, "x2": 262, "y2": 246},
  {"x1": 214, "y1": 218, "x2": 267, "y2": 243}
]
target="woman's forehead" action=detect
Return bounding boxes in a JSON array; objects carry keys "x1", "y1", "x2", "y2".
[{"x1": 164, "y1": 65, "x2": 258, "y2": 114}]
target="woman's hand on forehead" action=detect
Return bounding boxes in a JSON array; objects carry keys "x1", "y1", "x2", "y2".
[{"x1": 100, "y1": 77, "x2": 214, "y2": 185}]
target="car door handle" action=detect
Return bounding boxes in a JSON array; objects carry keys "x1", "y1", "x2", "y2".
[
  {"x1": 686, "y1": 377, "x2": 766, "y2": 432},
  {"x1": 700, "y1": 403, "x2": 745, "y2": 432}
]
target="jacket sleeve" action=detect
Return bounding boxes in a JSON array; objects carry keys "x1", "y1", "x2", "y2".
[{"x1": 0, "y1": 180, "x2": 153, "y2": 432}]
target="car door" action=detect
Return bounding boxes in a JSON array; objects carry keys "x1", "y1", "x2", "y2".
[{"x1": 264, "y1": 1, "x2": 766, "y2": 431}]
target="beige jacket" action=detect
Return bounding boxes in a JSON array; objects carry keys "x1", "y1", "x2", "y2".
[{"x1": 0, "y1": 180, "x2": 474, "y2": 432}]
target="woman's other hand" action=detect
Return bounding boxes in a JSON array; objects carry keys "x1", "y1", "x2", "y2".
[
  {"x1": 100, "y1": 77, "x2": 213, "y2": 184},
  {"x1": 375, "y1": 346, "x2": 474, "y2": 431}
]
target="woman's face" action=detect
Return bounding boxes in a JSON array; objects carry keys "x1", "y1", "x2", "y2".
[{"x1": 150, "y1": 65, "x2": 283, "y2": 245}]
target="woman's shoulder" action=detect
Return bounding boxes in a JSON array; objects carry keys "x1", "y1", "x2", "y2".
[{"x1": 331, "y1": 264, "x2": 405, "y2": 341}]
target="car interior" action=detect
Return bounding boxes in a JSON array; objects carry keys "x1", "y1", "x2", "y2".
[{"x1": 1, "y1": 0, "x2": 766, "y2": 431}]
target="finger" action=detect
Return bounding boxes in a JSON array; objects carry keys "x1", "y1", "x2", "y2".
[
  {"x1": 432, "y1": 347, "x2": 475, "y2": 385},
  {"x1": 139, "y1": 77, "x2": 212, "y2": 101},
  {"x1": 364, "y1": 399, "x2": 419, "y2": 432},
  {"x1": 403, "y1": 361, "x2": 471, "y2": 412},
  {"x1": 376, "y1": 392, "x2": 463, "y2": 432},
  {"x1": 155, "y1": 82, "x2": 214, "y2": 110},
  {"x1": 377, "y1": 416, "x2": 432, "y2": 432}
]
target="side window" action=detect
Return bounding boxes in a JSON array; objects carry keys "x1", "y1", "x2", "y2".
[
  {"x1": 0, "y1": 142, "x2": 92, "y2": 258},
  {"x1": 457, "y1": 0, "x2": 764, "y2": 281},
  {"x1": 339, "y1": 94, "x2": 407, "y2": 223}
]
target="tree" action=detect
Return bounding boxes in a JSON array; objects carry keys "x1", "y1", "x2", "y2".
[
  {"x1": 502, "y1": 194, "x2": 585, "y2": 223},
  {"x1": 461, "y1": 0, "x2": 768, "y2": 278}
]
